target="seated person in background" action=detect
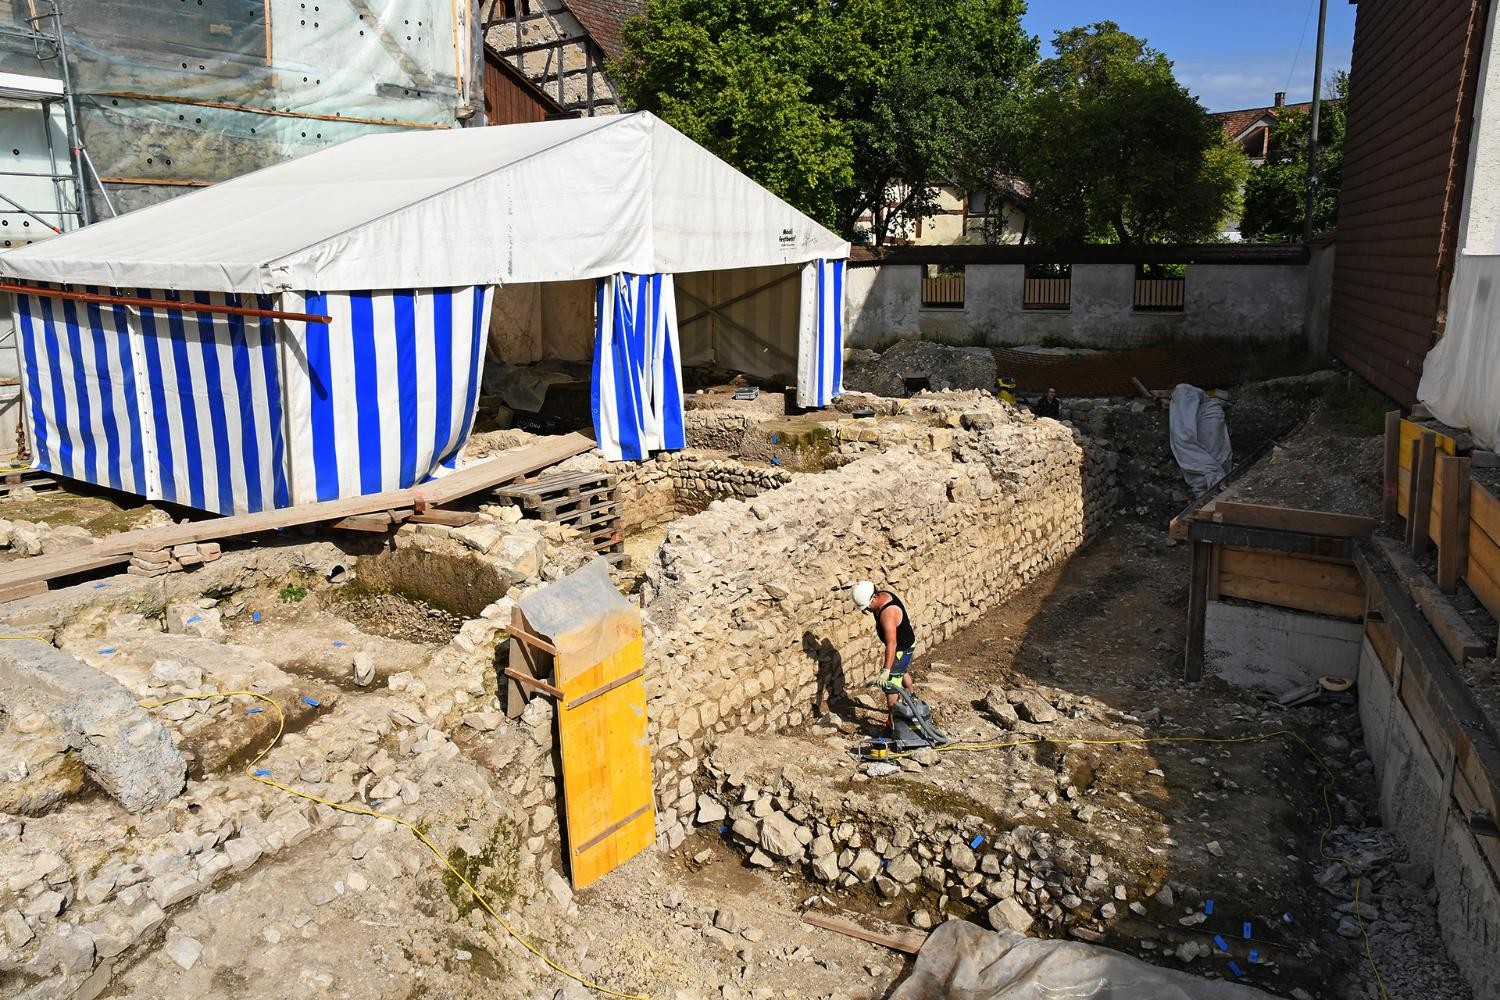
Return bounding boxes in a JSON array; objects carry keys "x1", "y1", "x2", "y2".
[{"x1": 1032, "y1": 386, "x2": 1061, "y2": 419}]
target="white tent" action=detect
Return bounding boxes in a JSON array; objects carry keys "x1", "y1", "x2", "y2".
[{"x1": 0, "y1": 113, "x2": 850, "y2": 513}]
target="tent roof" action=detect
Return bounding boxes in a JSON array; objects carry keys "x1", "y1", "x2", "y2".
[{"x1": 0, "y1": 113, "x2": 849, "y2": 293}]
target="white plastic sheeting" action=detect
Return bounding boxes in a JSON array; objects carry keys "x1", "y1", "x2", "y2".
[
  {"x1": 1170, "y1": 384, "x2": 1233, "y2": 497},
  {"x1": 892, "y1": 922, "x2": 1272, "y2": 1000},
  {"x1": 0, "y1": 113, "x2": 850, "y2": 294},
  {"x1": 1417, "y1": 251, "x2": 1500, "y2": 451}
]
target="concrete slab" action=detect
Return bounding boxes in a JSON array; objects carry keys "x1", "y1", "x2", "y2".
[
  {"x1": 0, "y1": 624, "x2": 184, "y2": 812},
  {"x1": 1204, "y1": 600, "x2": 1362, "y2": 695}
]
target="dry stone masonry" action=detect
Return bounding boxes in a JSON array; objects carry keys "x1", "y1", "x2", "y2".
[{"x1": 639, "y1": 392, "x2": 1118, "y2": 848}]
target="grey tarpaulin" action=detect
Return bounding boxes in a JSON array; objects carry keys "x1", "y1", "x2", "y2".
[
  {"x1": 1169, "y1": 383, "x2": 1233, "y2": 497},
  {"x1": 891, "y1": 922, "x2": 1272, "y2": 1000}
]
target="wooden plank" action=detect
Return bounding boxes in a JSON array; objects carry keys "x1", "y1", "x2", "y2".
[
  {"x1": 1429, "y1": 452, "x2": 1447, "y2": 546},
  {"x1": 1437, "y1": 456, "x2": 1470, "y2": 592},
  {"x1": 1185, "y1": 540, "x2": 1210, "y2": 681},
  {"x1": 800, "y1": 912, "x2": 927, "y2": 955},
  {"x1": 1218, "y1": 547, "x2": 1363, "y2": 595},
  {"x1": 509, "y1": 623, "x2": 559, "y2": 656},
  {"x1": 1217, "y1": 572, "x2": 1366, "y2": 619},
  {"x1": 556, "y1": 619, "x2": 654, "y2": 890},
  {"x1": 1472, "y1": 477, "x2": 1500, "y2": 544},
  {"x1": 1383, "y1": 410, "x2": 1401, "y2": 522},
  {"x1": 329, "y1": 510, "x2": 407, "y2": 532},
  {"x1": 506, "y1": 607, "x2": 554, "y2": 719},
  {"x1": 1375, "y1": 537, "x2": 1487, "y2": 664},
  {"x1": 1185, "y1": 520, "x2": 1356, "y2": 560},
  {"x1": 502, "y1": 667, "x2": 564, "y2": 700},
  {"x1": 1206, "y1": 544, "x2": 1222, "y2": 602},
  {"x1": 1405, "y1": 438, "x2": 1421, "y2": 542},
  {"x1": 565, "y1": 667, "x2": 646, "y2": 711},
  {"x1": 0, "y1": 434, "x2": 593, "y2": 603},
  {"x1": 1412, "y1": 431, "x2": 1438, "y2": 558},
  {"x1": 1207, "y1": 501, "x2": 1375, "y2": 539},
  {"x1": 407, "y1": 509, "x2": 480, "y2": 527},
  {"x1": 1466, "y1": 525, "x2": 1500, "y2": 621},
  {"x1": 1366, "y1": 619, "x2": 1401, "y2": 680},
  {"x1": 1398, "y1": 419, "x2": 1458, "y2": 516}
]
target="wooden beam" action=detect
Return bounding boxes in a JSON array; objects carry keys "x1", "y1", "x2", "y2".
[
  {"x1": 1405, "y1": 438, "x2": 1422, "y2": 545},
  {"x1": 1216, "y1": 571, "x2": 1366, "y2": 620},
  {"x1": 1206, "y1": 501, "x2": 1375, "y2": 539},
  {"x1": 508, "y1": 623, "x2": 559, "y2": 656},
  {"x1": 800, "y1": 912, "x2": 927, "y2": 955},
  {"x1": 407, "y1": 509, "x2": 480, "y2": 527},
  {"x1": 0, "y1": 433, "x2": 593, "y2": 603},
  {"x1": 329, "y1": 510, "x2": 408, "y2": 532},
  {"x1": 1472, "y1": 476, "x2": 1500, "y2": 544},
  {"x1": 1438, "y1": 455, "x2": 1470, "y2": 593},
  {"x1": 1412, "y1": 431, "x2": 1438, "y2": 558},
  {"x1": 1383, "y1": 410, "x2": 1401, "y2": 523},
  {"x1": 1185, "y1": 540, "x2": 1211, "y2": 681},
  {"x1": 1185, "y1": 519, "x2": 1355, "y2": 560},
  {"x1": 503, "y1": 667, "x2": 564, "y2": 700},
  {"x1": 1376, "y1": 537, "x2": 1486, "y2": 664}
]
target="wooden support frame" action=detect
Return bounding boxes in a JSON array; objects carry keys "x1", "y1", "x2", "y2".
[
  {"x1": 1376, "y1": 537, "x2": 1486, "y2": 664},
  {"x1": 0, "y1": 283, "x2": 331, "y2": 324},
  {"x1": 1412, "y1": 431, "x2": 1438, "y2": 558},
  {"x1": 505, "y1": 607, "x2": 559, "y2": 718},
  {"x1": 1383, "y1": 410, "x2": 1402, "y2": 523},
  {"x1": 1437, "y1": 454, "x2": 1471, "y2": 593},
  {"x1": 1405, "y1": 437, "x2": 1422, "y2": 546}
]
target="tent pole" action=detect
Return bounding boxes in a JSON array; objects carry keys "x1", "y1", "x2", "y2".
[{"x1": 0, "y1": 284, "x2": 331, "y2": 323}]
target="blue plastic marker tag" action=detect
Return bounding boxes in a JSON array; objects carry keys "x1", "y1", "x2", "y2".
[
  {"x1": 186, "y1": 614, "x2": 202, "y2": 625},
  {"x1": 970, "y1": 835, "x2": 985, "y2": 849},
  {"x1": 243, "y1": 707, "x2": 262, "y2": 714},
  {"x1": 770, "y1": 456, "x2": 781, "y2": 466},
  {"x1": 1213, "y1": 935, "x2": 1228, "y2": 953},
  {"x1": 1204, "y1": 898, "x2": 1215, "y2": 915},
  {"x1": 98, "y1": 647, "x2": 115, "y2": 655},
  {"x1": 1282, "y1": 912, "x2": 1294, "y2": 924},
  {"x1": 93, "y1": 583, "x2": 107, "y2": 589},
  {"x1": 1243, "y1": 921, "x2": 1252, "y2": 939},
  {"x1": 254, "y1": 769, "x2": 271, "y2": 776},
  {"x1": 1228, "y1": 960, "x2": 1244, "y2": 977},
  {"x1": 1249, "y1": 949, "x2": 1260, "y2": 963},
  {"x1": 302, "y1": 696, "x2": 321, "y2": 708},
  {"x1": 251, "y1": 611, "x2": 261, "y2": 623}
]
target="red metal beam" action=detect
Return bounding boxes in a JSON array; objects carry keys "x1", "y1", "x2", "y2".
[{"x1": 0, "y1": 284, "x2": 331, "y2": 324}]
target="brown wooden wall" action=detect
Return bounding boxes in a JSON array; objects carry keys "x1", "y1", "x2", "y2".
[
  {"x1": 483, "y1": 48, "x2": 566, "y2": 126},
  {"x1": 1329, "y1": 0, "x2": 1488, "y2": 404}
]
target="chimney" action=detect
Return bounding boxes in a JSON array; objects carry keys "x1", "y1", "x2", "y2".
[{"x1": 1274, "y1": 91, "x2": 1286, "y2": 107}]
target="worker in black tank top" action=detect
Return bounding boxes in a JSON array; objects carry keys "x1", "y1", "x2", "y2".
[{"x1": 851, "y1": 580, "x2": 918, "y2": 729}]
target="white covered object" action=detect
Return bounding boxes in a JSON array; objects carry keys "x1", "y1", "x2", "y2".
[
  {"x1": 892, "y1": 921, "x2": 1271, "y2": 999},
  {"x1": 1170, "y1": 383, "x2": 1232, "y2": 496},
  {"x1": 1417, "y1": 251, "x2": 1500, "y2": 451},
  {"x1": 0, "y1": 113, "x2": 849, "y2": 294}
]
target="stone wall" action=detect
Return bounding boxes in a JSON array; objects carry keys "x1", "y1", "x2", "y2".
[
  {"x1": 638, "y1": 394, "x2": 1117, "y2": 847},
  {"x1": 601, "y1": 451, "x2": 794, "y2": 535}
]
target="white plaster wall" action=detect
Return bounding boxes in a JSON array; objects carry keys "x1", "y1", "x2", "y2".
[
  {"x1": 845, "y1": 262, "x2": 1311, "y2": 348},
  {"x1": 1459, "y1": 0, "x2": 1500, "y2": 254}
]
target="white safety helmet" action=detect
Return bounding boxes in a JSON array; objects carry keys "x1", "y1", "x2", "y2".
[{"x1": 851, "y1": 580, "x2": 876, "y2": 611}]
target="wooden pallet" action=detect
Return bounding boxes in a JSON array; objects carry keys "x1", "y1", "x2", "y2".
[
  {"x1": 0, "y1": 469, "x2": 58, "y2": 497},
  {"x1": 494, "y1": 469, "x2": 625, "y2": 563}
]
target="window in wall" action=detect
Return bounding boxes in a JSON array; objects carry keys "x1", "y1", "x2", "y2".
[
  {"x1": 1023, "y1": 262, "x2": 1071, "y2": 310},
  {"x1": 1134, "y1": 263, "x2": 1186, "y2": 311},
  {"x1": 921, "y1": 263, "x2": 966, "y2": 309}
]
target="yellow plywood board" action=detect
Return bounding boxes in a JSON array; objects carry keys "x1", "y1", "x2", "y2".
[
  {"x1": 556, "y1": 632, "x2": 655, "y2": 891},
  {"x1": 1397, "y1": 419, "x2": 1456, "y2": 517}
]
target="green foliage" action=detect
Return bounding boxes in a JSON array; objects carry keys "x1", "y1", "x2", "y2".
[
  {"x1": 612, "y1": 0, "x2": 1034, "y2": 239},
  {"x1": 278, "y1": 584, "x2": 308, "y2": 603},
  {"x1": 1014, "y1": 21, "x2": 1249, "y2": 244},
  {"x1": 1241, "y1": 72, "x2": 1348, "y2": 242},
  {"x1": 1320, "y1": 376, "x2": 1390, "y2": 436}
]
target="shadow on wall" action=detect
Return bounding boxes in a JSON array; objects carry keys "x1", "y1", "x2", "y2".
[{"x1": 804, "y1": 631, "x2": 850, "y2": 717}]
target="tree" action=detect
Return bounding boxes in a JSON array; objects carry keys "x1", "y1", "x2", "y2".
[
  {"x1": 1240, "y1": 72, "x2": 1348, "y2": 242},
  {"x1": 1015, "y1": 21, "x2": 1248, "y2": 244},
  {"x1": 612, "y1": 0, "x2": 1034, "y2": 242}
]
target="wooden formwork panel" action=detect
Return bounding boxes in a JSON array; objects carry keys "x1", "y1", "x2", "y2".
[
  {"x1": 1216, "y1": 546, "x2": 1365, "y2": 620},
  {"x1": 1396, "y1": 419, "x2": 1456, "y2": 518},
  {"x1": 556, "y1": 631, "x2": 655, "y2": 891}
]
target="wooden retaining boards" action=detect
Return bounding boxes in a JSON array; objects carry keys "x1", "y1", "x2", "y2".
[
  {"x1": 1216, "y1": 546, "x2": 1364, "y2": 620},
  {"x1": 1356, "y1": 540, "x2": 1500, "y2": 880},
  {"x1": 0, "y1": 433, "x2": 594, "y2": 603},
  {"x1": 1395, "y1": 417, "x2": 1457, "y2": 518},
  {"x1": 1470, "y1": 477, "x2": 1500, "y2": 620},
  {"x1": 1375, "y1": 537, "x2": 1487, "y2": 663}
]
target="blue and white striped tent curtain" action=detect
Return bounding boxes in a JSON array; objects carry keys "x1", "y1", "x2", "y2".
[
  {"x1": 797, "y1": 258, "x2": 845, "y2": 408},
  {"x1": 591, "y1": 272, "x2": 686, "y2": 462},
  {"x1": 11, "y1": 283, "x2": 492, "y2": 515},
  {"x1": 283, "y1": 287, "x2": 490, "y2": 506}
]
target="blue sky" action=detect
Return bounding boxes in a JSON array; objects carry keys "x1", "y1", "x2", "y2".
[{"x1": 1020, "y1": 1, "x2": 1358, "y2": 112}]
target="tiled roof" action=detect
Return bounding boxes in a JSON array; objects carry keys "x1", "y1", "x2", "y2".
[
  {"x1": 1212, "y1": 99, "x2": 1338, "y2": 140},
  {"x1": 563, "y1": 0, "x2": 645, "y2": 61}
]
